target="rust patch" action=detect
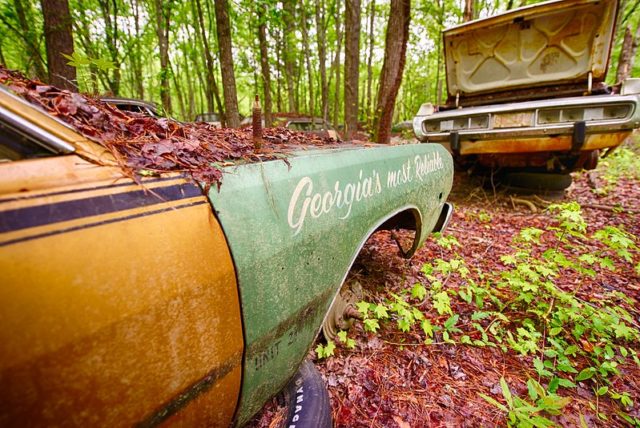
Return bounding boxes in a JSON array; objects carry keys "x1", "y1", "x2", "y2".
[
  {"x1": 461, "y1": 136, "x2": 571, "y2": 155},
  {"x1": 461, "y1": 132, "x2": 628, "y2": 156},
  {"x1": 246, "y1": 286, "x2": 336, "y2": 359}
]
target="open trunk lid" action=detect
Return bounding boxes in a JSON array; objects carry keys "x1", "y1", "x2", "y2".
[{"x1": 443, "y1": 0, "x2": 619, "y2": 106}]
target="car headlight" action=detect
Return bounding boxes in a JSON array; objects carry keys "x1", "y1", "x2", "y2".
[
  {"x1": 537, "y1": 104, "x2": 631, "y2": 124},
  {"x1": 423, "y1": 114, "x2": 489, "y2": 133}
]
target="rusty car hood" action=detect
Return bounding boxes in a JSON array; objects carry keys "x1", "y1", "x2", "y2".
[{"x1": 443, "y1": 0, "x2": 618, "y2": 103}]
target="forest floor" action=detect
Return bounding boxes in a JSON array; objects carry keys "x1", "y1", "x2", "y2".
[{"x1": 254, "y1": 134, "x2": 640, "y2": 428}]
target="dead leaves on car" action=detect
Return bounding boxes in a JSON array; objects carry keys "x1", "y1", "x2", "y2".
[{"x1": 0, "y1": 66, "x2": 342, "y2": 189}]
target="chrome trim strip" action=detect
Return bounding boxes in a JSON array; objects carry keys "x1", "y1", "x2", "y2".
[
  {"x1": 416, "y1": 95, "x2": 640, "y2": 120},
  {"x1": 0, "y1": 104, "x2": 75, "y2": 154}
]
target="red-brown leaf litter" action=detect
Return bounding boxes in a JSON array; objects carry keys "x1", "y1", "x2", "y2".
[{"x1": 0, "y1": 66, "x2": 344, "y2": 188}]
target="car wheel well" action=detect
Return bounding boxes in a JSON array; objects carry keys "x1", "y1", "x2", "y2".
[{"x1": 373, "y1": 208, "x2": 422, "y2": 258}]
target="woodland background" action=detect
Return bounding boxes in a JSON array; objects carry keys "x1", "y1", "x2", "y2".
[{"x1": 1, "y1": 0, "x2": 639, "y2": 143}]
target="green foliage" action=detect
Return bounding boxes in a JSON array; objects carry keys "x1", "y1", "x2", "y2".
[
  {"x1": 337, "y1": 330, "x2": 356, "y2": 349},
  {"x1": 352, "y1": 201, "x2": 639, "y2": 420},
  {"x1": 480, "y1": 377, "x2": 567, "y2": 427},
  {"x1": 316, "y1": 340, "x2": 336, "y2": 359}
]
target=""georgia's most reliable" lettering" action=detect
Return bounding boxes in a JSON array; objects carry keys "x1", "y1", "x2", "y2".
[{"x1": 287, "y1": 152, "x2": 444, "y2": 235}]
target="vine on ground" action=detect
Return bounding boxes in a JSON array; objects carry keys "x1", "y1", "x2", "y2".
[{"x1": 328, "y1": 202, "x2": 639, "y2": 426}]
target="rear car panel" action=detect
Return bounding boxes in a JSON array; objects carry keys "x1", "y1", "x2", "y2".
[{"x1": 0, "y1": 91, "x2": 244, "y2": 427}]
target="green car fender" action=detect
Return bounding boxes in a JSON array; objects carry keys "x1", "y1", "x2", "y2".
[{"x1": 208, "y1": 143, "x2": 453, "y2": 424}]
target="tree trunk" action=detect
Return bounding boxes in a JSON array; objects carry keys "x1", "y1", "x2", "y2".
[
  {"x1": 72, "y1": 0, "x2": 101, "y2": 93},
  {"x1": 131, "y1": 0, "x2": 144, "y2": 99},
  {"x1": 616, "y1": 22, "x2": 640, "y2": 83},
  {"x1": 275, "y1": 26, "x2": 283, "y2": 113},
  {"x1": 300, "y1": 5, "x2": 314, "y2": 116},
  {"x1": 373, "y1": 0, "x2": 410, "y2": 144},
  {"x1": 344, "y1": 0, "x2": 361, "y2": 139},
  {"x1": 283, "y1": 0, "x2": 297, "y2": 112},
  {"x1": 366, "y1": 0, "x2": 375, "y2": 129},
  {"x1": 315, "y1": 0, "x2": 329, "y2": 121},
  {"x1": 194, "y1": 0, "x2": 224, "y2": 117},
  {"x1": 630, "y1": 21, "x2": 640, "y2": 77},
  {"x1": 257, "y1": 3, "x2": 273, "y2": 127},
  {"x1": 463, "y1": 0, "x2": 474, "y2": 22},
  {"x1": 169, "y1": 62, "x2": 186, "y2": 120},
  {"x1": 214, "y1": 0, "x2": 240, "y2": 128},
  {"x1": 153, "y1": 0, "x2": 171, "y2": 114},
  {"x1": 331, "y1": 0, "x2": 343, "y2": 127},
  {"x1": 14, "y1": 0, "x2": 47, "y2": 79},
  {"x1": 97, "y1": 0, "x2": 121, "y2": 95},
  {"x1": 184, "y1": 20, "x2": 207, "y2": 116},
  {"x1": 434, "y1": 0, "x2": 445, "y2": 104},
  {"x1": 182, "y1": 44, "x2": 196, "y2": 120},
  {"x1": 40, "y1": 0, "x2": 77, "y2": 90}
]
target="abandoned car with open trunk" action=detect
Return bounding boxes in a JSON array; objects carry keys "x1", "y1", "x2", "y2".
[
  {"x1": 0, "y1": 79, "x2": 453, "y2": 427},
  {"x1": 413, "y1": 0, "x2": 640, "y2": 189}
]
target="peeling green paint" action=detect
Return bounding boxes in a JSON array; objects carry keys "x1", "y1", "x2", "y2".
[{"x1": 209, "y1": 143, "x2": 453, "y2": 425}]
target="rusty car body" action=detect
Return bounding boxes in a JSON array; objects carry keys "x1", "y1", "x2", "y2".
[
  {"x1": 413, "y1": 0, "x2": 640, "y2": 184},
  {"x1": 0, "y1": 85, "x2": 454, "y2": 426}
]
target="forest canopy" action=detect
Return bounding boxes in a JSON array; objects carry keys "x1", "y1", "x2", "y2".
[{"x1": 1, "y1": 0, "x2": 639, "y2": 135}]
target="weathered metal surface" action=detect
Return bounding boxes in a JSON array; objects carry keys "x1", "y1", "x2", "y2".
[
  {"x1": 458, "y1": 132, "x2": 630, "y2": 155},
  {"x1": 0, "y1": 158, "x2": 244, "y2": 426},
  {"x1": 209, "y1": 143, "x2": 453, "y2": 425},
  {"x1": 443, "y1": 0, "x2": 618, "y2": 99}
]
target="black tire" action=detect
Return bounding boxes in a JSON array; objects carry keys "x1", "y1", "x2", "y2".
[
  {"x1": 282, "y1": 360, "x2": 332, "y2": 428},
  {"x1": 504, "y1": 172, "x2": 572, "y2": 191}
]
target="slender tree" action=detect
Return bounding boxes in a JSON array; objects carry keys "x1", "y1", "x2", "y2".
[
  {"x1": 97, "y1": 0, "x2": 121, "y2": 95},
  {"x1": 257, "y1": 2, "x2": 273, "y2": 126},
  {"x1": 616, "y1": 22, "x2": 640, "y2": 83},
  {"x1": 282, "y1": 0, "x2": 297, "y2": 112},
  {"x1": 214, "y1": 0, "x2": 240, "y2": 127},
  {"x1": 41, "y1": 0, "x2": 77, "y2": 90},
  {"x1": 373, "y1": 0, "x2": 410, "y2": 144},
  {"x1": 365, "y1": 0, "x2": 375, "y2": 127},
  {"x1": 344, "y1": 0, "x2": 361, "y2": 139},
  {"x1": 300, "y1": 3, "x2": 314, "y2": 116},
  {"x1": 13, "y1": 0, "x2": 46, "y2": 78},
  {"x1": 331, "y1": 0, "x2": 343, "y2": 127},
  {"x1": 193, "y1": 0, "x2": 224, "y2": 117},
  {"x1": 153, "y1": 0, "x2": 172, "y2": 114},
  {"x1": 129, "y1": 0, "x2": 145, "y2": 99},
  {"x1": 463, "y1": 0, "x2": 474, "y2": 22},
  {"x1": 315, "y1": 0, "x2": 329, "y2": 120}
]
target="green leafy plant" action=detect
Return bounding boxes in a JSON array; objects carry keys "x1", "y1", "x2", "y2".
[
  {"x1": 316, "y1": 340, "x2": 336, "y2": 359},
  {"x1": 350, "y1": 202, "x2": 639, "y2": 421},
  {"x1": 480, "y1": 377, "x2": 568, "y2": 427}
]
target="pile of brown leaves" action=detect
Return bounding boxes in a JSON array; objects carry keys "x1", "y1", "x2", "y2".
[{"x1": 0, "y1": 66, "x2": 342, "y2": 187}]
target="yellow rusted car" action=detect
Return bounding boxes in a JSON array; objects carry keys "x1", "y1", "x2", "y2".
[
  {"x1": 0, "y1": 86, "x2": 454, "y2": 426},
  {"x1": 414, "y1": 0, "x2": 640, "y2": 189}
]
